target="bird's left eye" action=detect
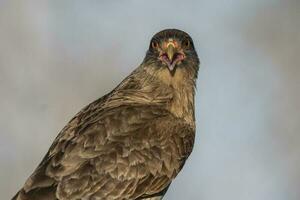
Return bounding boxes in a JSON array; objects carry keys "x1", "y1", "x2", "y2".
[{"x1": 182, "y1": 39, "x2": 190, "y2": 48}]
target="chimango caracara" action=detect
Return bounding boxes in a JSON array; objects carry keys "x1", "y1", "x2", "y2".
[{"x1": 12, "y1": 29, "x2": 200, "y2": 200}]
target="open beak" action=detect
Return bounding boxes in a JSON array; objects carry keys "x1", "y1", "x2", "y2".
[
  {"x1": 160, "y1": 41, "x2": 185, "y2": 73},
  {"x1": 166, "y1": 42, "x2": 176, "y2": 64}
]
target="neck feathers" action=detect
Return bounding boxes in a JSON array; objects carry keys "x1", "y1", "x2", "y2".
[
  {"x1": 142, "y1": 65, "x2": 197, "y2": 125},
  {"x1": 108, "y1": 64, "x2": 198, "y2": 125}
]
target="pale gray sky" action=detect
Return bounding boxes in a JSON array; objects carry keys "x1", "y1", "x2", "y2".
[{"x1": 1, "y1": 0, "x2": 300, "y2": 199}]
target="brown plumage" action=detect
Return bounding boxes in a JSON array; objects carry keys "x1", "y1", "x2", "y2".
[{"x1": 12, "y1": 29, "x2": 200, "y2": 200}]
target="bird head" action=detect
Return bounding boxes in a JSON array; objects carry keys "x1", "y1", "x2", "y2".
[{"x1": 144, "y1": 29, "x2": 199, "y2": 77}]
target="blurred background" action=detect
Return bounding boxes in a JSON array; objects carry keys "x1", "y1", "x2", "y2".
[{"x1": 1, "y1": 0, "x2": 300, "y2": 199}]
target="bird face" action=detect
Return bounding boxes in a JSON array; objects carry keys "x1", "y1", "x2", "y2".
[
  {"x1": 145, "y1": 29, "x2": 199, "y2": 76},
  {"x1": 153, "y1": 38, "x2": 186, "y2": 72}
]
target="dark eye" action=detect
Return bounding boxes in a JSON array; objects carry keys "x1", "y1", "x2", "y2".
[
  {"x1": 182, "y1": 39, "x2": 190, "y2": 48},
  {"x1": 151, "y1": 41, "x2": 159, "y2": 49}
]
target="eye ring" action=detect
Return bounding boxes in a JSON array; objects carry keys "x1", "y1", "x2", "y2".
[
  {"x1": 182, "y1": 39, "x2": 190, "y2": 48},
  {"x1": 151, "y1": 41, "x2": 159, "y2": 49}
]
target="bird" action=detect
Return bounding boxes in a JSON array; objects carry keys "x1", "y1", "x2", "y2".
[{"x1": 12, "y1": 29, "x2": 200, "y2": 200}]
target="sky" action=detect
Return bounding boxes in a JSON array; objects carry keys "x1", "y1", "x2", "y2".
[{"x1": 0, "y1": 0, "x2": 300, "y2": 199}]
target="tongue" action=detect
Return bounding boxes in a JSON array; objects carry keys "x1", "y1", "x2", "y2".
[{"x1": 167, "y1": 62, "x2": 176, "y2": 72}]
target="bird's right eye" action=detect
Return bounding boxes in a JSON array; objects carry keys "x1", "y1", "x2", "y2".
[{"x1": 151, "y1": 41, "x2": 159, "y2": 49}]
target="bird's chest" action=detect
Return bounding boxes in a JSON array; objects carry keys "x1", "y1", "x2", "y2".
[{"x1": 144, "y1": 117, "x2": 195, "y2": 178}]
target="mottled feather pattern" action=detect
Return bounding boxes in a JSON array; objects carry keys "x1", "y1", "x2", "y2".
[{"x1": 13, "y1": 29, "x2": 200, "y2": 200}]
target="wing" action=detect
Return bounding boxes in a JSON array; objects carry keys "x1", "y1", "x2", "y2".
[
  {"x1": 13, "y1": 76, "x2": 195, "y2": 200},
  {"x1": 13, "y1": 101, "x2": 194, "y2": 200}
]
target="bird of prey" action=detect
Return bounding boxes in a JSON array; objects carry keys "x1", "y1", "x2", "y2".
[{"x1": 12, "y1": 29, "x2": 200, "y2": 200}]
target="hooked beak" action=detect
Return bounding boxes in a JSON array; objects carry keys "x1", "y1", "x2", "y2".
[
  {"x1": 166, "y1": 42, "x2": 176, "y2": 64},
  {"x1": 160, "y1": 41, "x2": 185, "y2": 73}
]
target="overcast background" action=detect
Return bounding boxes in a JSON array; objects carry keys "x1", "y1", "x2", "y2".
[{"x1": 1, "y1": 0, "x2": 300, "y2": 199}]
